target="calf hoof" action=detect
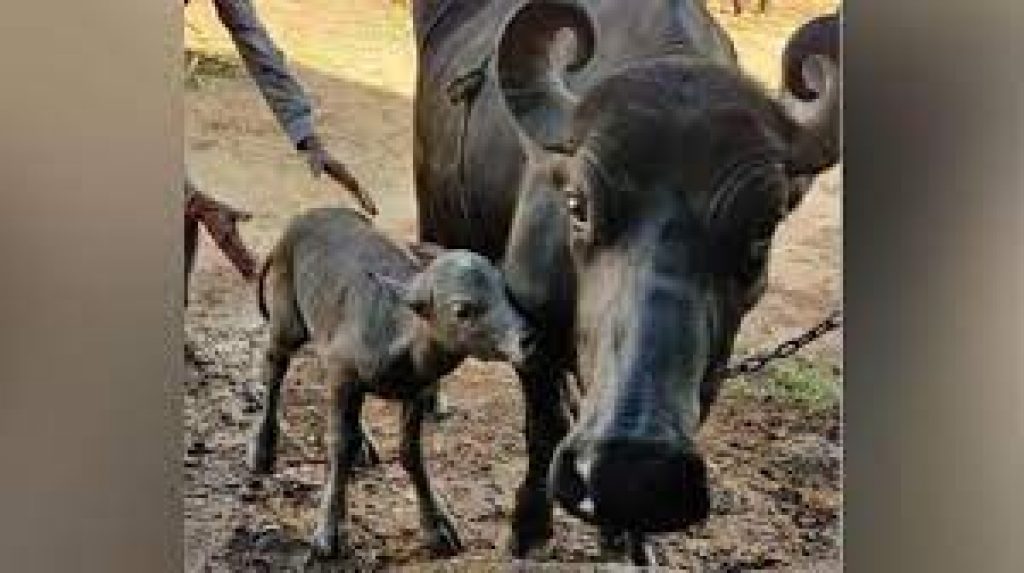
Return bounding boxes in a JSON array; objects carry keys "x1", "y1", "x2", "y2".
[
  {"x1": 309, "y1": 524, "x2": 351, "y2": 561},
  {"x1": 246, "y1": 431, "x2": 277, "y2": 475},
  {"x1": 423, "y1": 391, "x2": 453, "y2": 423},
  {"x1": 351, "y1": 433, "x2": 381, "y2": 470},
  {"x1": 423, "y1": 513, "x2": 463, "y2": 558}
]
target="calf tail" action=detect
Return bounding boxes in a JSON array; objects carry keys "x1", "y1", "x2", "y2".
[{"x1": 257, "y1": 255, "x2": 272, "y2": 322}]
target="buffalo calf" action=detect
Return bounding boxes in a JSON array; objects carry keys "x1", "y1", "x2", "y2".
[{"x1": 247, "y1": 207, "x2": 533, "y2": 559}]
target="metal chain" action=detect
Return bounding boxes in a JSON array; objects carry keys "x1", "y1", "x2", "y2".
[{"x1": 718, "y1": 308, "x2": 843, "y2": 381}]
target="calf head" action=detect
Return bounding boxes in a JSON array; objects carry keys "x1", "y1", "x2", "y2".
[
  {"x1": 378, "y1": 249, "x2": 536, "y2": 368},
  {"x1": 496, "y1": 2, "x2": 840, "y2": 532}
]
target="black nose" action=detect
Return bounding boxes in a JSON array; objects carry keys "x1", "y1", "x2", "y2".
[{"x1": 551, "y1": 439, "x2": 710, "y2": 532}]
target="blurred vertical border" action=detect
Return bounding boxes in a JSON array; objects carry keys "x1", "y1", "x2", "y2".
[
  {"x1": 0, "y1": 1, "x2": 182, "y2": 571},
  {"x1": 845, "y1": 0, "x2": 1024, "y2": 571}
]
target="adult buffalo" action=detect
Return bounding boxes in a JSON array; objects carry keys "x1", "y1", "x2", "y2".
[{"x1": 412, "y1": 0, "x2": 839, "y2": 563}]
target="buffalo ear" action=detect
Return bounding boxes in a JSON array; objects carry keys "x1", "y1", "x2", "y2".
[
  {"x1": 369, "y1": 271, "x2": 433, "y2": 319},
  {"x1": 496, "y1": 0, "x2": 596, "y2": 153}
]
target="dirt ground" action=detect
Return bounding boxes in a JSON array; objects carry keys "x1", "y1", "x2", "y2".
[{"x1": 184, "y1": 1, "x2": 842, "y2": 571}]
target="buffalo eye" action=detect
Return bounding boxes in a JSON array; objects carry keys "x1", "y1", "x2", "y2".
[
  {"x1": 750, "y1": 237, "x2": 771, "y2": 260},
  {"x1": 567, "y1": 191, "x2": 587, "y2": 223},
  {"x1": 745, "y1": 237, "x2": 772, "y2": 272},
  {"x1": 736, "y1": 221, "x2": 777, "y2": 282},
  {"x1": 749, "y1": 218, "x2": 777, "y2": 255},
  {"x1": 565, "y1": 184, "x2": 591, "y2": 235}
]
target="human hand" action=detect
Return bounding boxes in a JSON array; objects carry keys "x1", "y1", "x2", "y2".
[{"x1": 301, "y1": 135, "x2": 378, "y2": 216}]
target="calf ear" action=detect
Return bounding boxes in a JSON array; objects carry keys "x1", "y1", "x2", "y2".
[
  {"x1": 405, "y1": 241, "x2": 447, "y2": 268},
  {"x1": 368, "y1": 271, "x2": 433, "y2": 319},
  {"x1": 496, "y1": 0, "x2": 596, "y2": 153}
]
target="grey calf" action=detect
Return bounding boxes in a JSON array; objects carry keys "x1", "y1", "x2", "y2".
[{"x1": 247, "y1": 207, "x2": 533, "y2": 559}]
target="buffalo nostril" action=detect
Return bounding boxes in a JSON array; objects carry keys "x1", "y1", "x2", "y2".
[
  {"x1": 578, "y1": 497, "x2": 595, "y2": 517},
  {"x1": 575, "y1": 453, "x2": 594, "y2": 482}
]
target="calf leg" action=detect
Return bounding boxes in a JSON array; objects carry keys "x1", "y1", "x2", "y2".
[
  {"x1": 310, "y1": 359, "x2": 380, "y2": 472},
  {"x1": 311, "y1": 373, "x2": 364, "y2": 559},
  {"x1": 399, "y1": 393, "x2": 463, "y2": 557},
  {"x1": 507, "y1": 366, "x2": 571, "y2": 557},
  {"x1": 247, "y1": 342, "x2": 297, "y2": 474},
  {"x1": 247, "y1": 269, "x2": 307, "y2": 474},
  {"x1": 352, "y1": 420, "x2": 382, "y2": 469},
  {"x1": 421, "y1": 387, "x2": 453, "y2": 422}
]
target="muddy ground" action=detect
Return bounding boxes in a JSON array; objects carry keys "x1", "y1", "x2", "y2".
[{"x1": 185, "y1": 1, "x2": 842, "y2": 571}]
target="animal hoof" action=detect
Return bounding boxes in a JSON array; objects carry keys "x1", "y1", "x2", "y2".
[
  {"x1": 424, "y1": 514, "x2": 463, "y2": 557},
  {"x1": 309, "y1": 525, "x2": 348, "y2": 561},
  {"x1": 352, "y1": 435, "x2": 381, "y2": 469},
  {"x1": 627, "y1": 533, "x2": 662, "y2": 567},
  {"x1": 247, "y1": 432, "x2": 276, "y2": 475},
  {"x1": 504, "y1": 523, "x2": 552, "y2": 559},
  {"x1": 423, "y1": 391, "x2": 454, "y2": 423}
]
